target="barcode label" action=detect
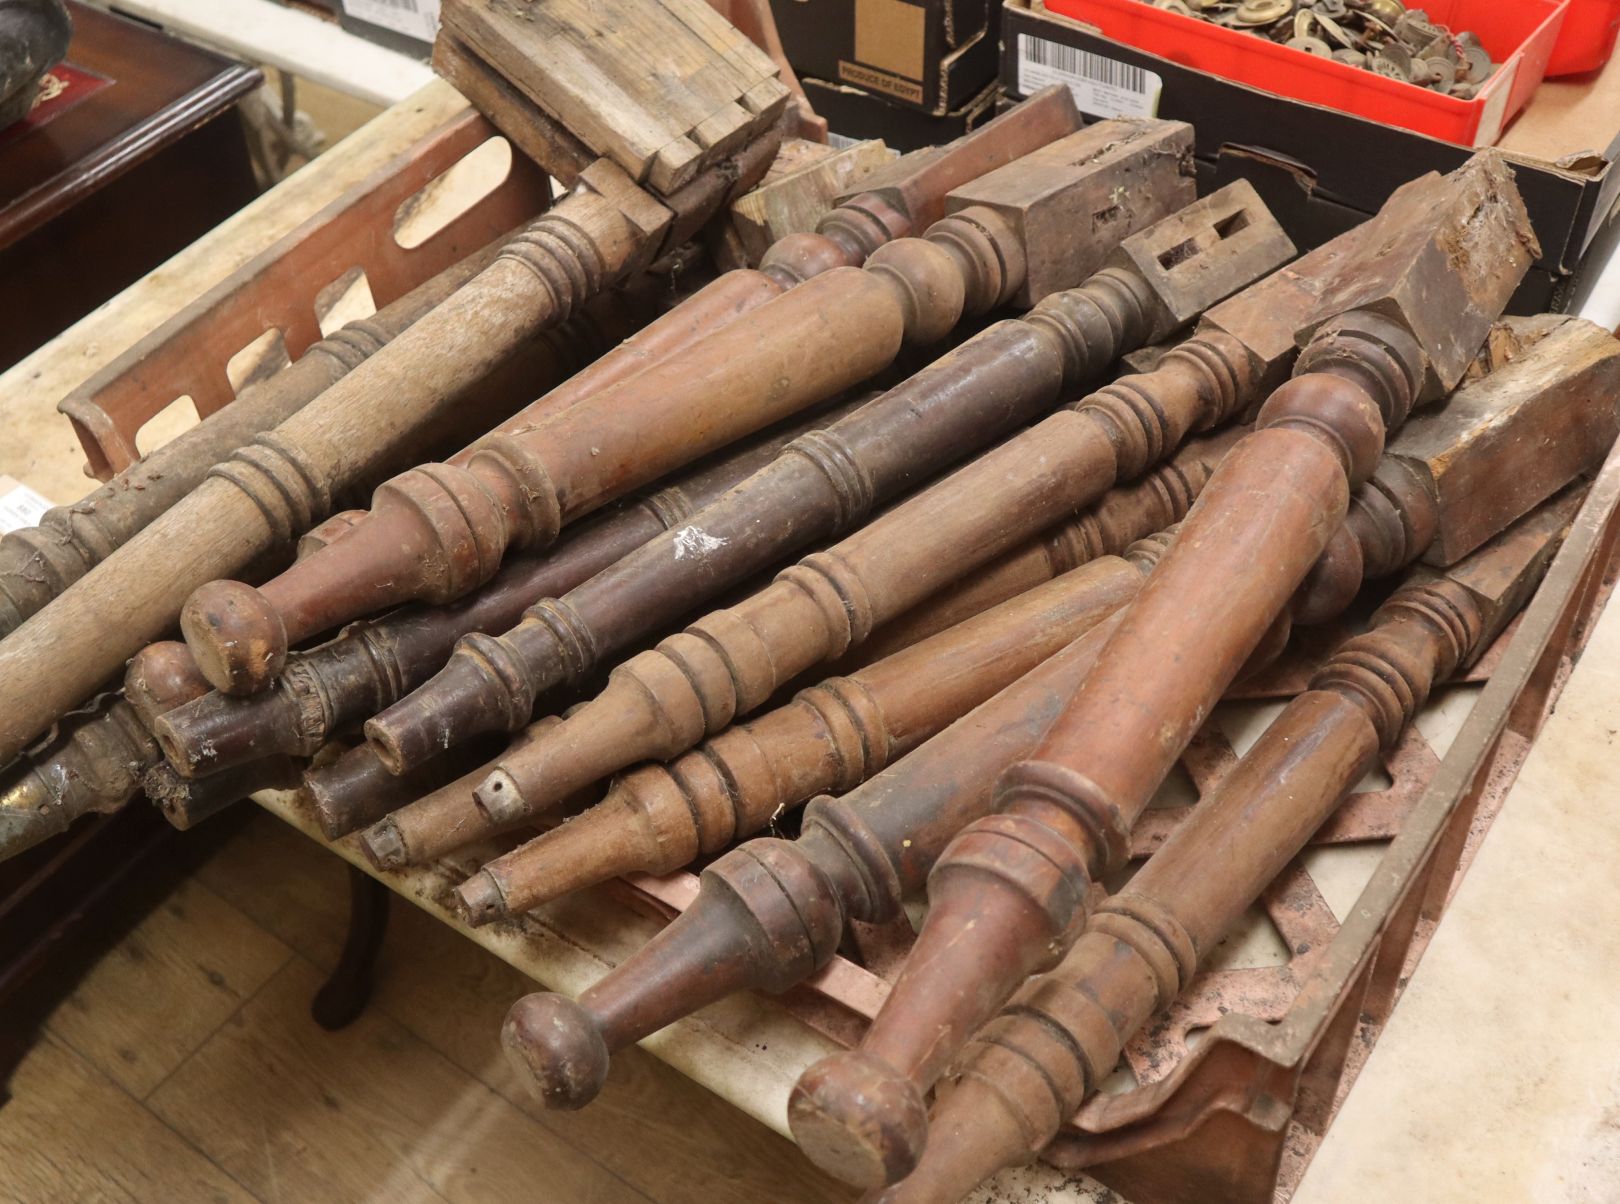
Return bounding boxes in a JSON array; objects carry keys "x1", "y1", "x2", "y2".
[
  {"x1": 1017, "y1": 35, "x2": 1163, "y2": 119},
  {"x1": 0, "y1": 480, "x2": 53, "y2": 534},
  {"x1": 343, "y1": 0, "x2": 440, "y2": 42}
]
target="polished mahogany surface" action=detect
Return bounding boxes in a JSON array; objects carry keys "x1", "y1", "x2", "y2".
[{"x1": 0, "y1": 2, "x2": 260, "y2": 367}]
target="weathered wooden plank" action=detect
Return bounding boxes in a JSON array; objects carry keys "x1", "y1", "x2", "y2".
[
  {"x1": 690, "y1": 100, "x2": 755, "y2": 156},
  {"x1": 432, "y1": 31, "x2": 595, "y2": 184},
  {"x1": 440, "y1": 0, "x2": 786, "y2": 191},
  {"x1": 730, "y1": 137, "x2": 894, "y2": 263},
  {"x1": 741, "y1": 75, "x2": 792, "y2": 119},
  {"x1": 664, "y1": 0, "x2": 782, "y2": 97},
  {"x1": 448, "y1": 0, "x2": 676, "y2": 183}
]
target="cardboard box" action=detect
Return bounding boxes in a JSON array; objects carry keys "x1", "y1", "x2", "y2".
[
  {"x1": 1001, "y1": 0, "x2": 1620, "y2": 313},
  {"x1": 807, "y1": 75, "x2": 999, "y2": 149},
  {"x1": 773, "y1": 0, "x2": 999, "y2": 114}
]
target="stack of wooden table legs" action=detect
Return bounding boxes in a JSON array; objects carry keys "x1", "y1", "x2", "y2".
[{"x1": 2, "y1": 74, "x2": 1616, "y2": 1204}]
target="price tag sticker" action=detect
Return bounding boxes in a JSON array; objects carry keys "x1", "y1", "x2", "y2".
[
  {"x1": 1017, "y1": 34, "x2": 1163, "y2": 120},
  {"x1": 0, "y1": 478, "x2": 53, "y2": 534}
]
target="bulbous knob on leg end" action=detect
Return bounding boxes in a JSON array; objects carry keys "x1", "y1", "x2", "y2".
[
  {"x1": 181, "y1": 580, "x2": 288, "y2": 696},
  {"x1": 789, "y1": 1050, "x2": 929, "y2": 1188},
  {"x1": 501, "y1": 993, "x2": 610, "y2": 1111}
]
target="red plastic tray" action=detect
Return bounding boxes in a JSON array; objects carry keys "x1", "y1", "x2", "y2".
[
  {"x1": 1547, "y1": 0, "x2": 1620, "y2": 75},
  {"x1": 1043, "y1": 0, "x2": 1569, "y2": 146}
]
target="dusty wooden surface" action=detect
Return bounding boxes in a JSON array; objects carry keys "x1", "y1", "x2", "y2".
[
  {"x1": 730, "y1": 137, "x2": 893, "y2": 262},
  {"x1": 440, "y1": 0, "x2": 787, "y2": 192}
]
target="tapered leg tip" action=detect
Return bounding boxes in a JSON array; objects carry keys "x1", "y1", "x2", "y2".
[
  {"x1": 307, "y1": 745, "x2": 398, "y2": 841},
  {"x1": 453, "y1": 871, "x2": 507, "y2": 927},
  {"x1": 473, "y1": 768, "x2": 527, "y2": 826},
  {"x1": 307, "y1": 779, "x2": 349, "y2": 842},
  {"x1": 0, "y1": 804, "x2": 66, "y2": 863},
  {"x1": 181, "y1": 580, "x2": 287, "y2": 696},
  {"x1": 357, "y1": 817, "x2": 408, "y2": 870},
  {"x1": 501, "y1": 993, "x2": 609, "y2": 1110},
  {"x1": 365, "y1": 636, "x2": 526, "y2": 775},
  {"x1": 362, "y1": 719, "x2": 412, "y2": 776},
  {"x1": 789, "y1": 1051, "x2": 928, "y2": 1188}
]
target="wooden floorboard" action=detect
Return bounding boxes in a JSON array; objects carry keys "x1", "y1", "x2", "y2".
[
  {"x1": 370, "y1": 890, "x2": 858, "y2": 1204},
  {"x1": 146, "y1": 956, "x2": 649, "y2": 1204},
  {"x1": 194, "y1": 814, "x2": 353, "y2": 973},
  {"x1": 45, "y1": 877, "x2": 293, "y2": 1099},
  {"x1": 0, "y1": 1032, "x2": 257, "y2": 1204},
  {"x1": 1, "y1": 811, "x2": 857, "y2": 1203}
]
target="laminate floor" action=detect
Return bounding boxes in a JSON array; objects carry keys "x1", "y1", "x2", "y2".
[{"x1": 0, "y1": 810, "x2": 856, "y2": 1204}]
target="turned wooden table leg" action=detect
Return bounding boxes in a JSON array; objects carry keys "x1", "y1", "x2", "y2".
[
  {"x1": 310, "y1": 866, "x2": 391, "y2": 1032},
  {"x1": 873, "y1": 497, "x2": 1577, "y2": 1203},
  {"x1": 787, "y1": 152, "x2": 1540, "y2": 1189}
]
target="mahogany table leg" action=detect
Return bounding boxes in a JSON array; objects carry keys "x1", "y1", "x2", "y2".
[{"x1": 310, "y1": 865, "x2": 391, "y2": 1032}]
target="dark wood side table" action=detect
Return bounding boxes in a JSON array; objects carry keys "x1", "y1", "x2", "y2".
[{"x1": 0, "y1": 2, "x2": 261, "y2": 371}]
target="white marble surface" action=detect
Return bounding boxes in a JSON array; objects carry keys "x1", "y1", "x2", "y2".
[{"x1": 80, "y1": 0, "x2": 435, "y2": 107}]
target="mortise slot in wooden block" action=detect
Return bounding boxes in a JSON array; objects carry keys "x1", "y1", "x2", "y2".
[
  {"x1": 314, "y1": 268, "x2": 378, "y2": 337},
  {"x1": 135, "y1": 396, "x2": 201, "y2": 459},
  {"x1": 393, "y1": 137, "x2": 514, "y2": 251}
]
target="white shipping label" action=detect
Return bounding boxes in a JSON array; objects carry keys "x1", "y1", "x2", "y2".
[
  {"x1": 1473, "y1": 57, "x2": 1517, "y2": 148},
  {"x1": 343, "y1": 0, "x2": 441, "y2": 42},
  {"x1": 0, "y1": 482, "x2": 53, "y2": 534},
  {"x1": 1018, "y1": 34, "x2": 1163, "y2": 120}
]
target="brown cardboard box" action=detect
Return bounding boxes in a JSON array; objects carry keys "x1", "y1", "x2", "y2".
[
  {"x1": 1000, "y1": 0, "x2": 1620, "y2": 312},
  {"x1": 773, "y1": 0, "x2": 998, "y2": 113},
  {"x1": 806, "y1": 75, "x2": 1000, "y2": 149}
]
